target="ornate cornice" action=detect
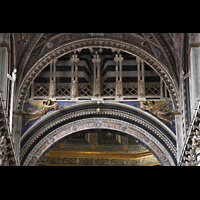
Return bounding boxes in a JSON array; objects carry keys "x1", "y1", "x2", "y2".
[{"x1": 16, "y1": 37, "x2": 180, "y2": 112}]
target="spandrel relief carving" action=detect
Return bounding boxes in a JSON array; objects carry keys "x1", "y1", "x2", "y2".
[
  {"x1": 16, "y1": 100, "x2": 59, "y2": 126},
  {"x1": 140, "y1": 100, "x2": 181, "y2": 125}
]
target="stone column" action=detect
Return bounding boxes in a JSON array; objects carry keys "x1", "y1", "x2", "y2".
[
  {"x1": 177, "y1": 68, "x2": 186, "y2": 161},
  {"x1": 7, "y1": 69, "x2": 17, "y2": 135},
  {"x1": 188, "y1": 33, "x2": 200, "y2": 117},
  {"x1": 114, "y1": 54, "x2": 123, "y2": 97},
  {"x1": 92, "y1": 53, "x2": 101, "y2": 97},
  {"x1": 136, "y1": 57, "x2": 145, "y2": 99},
  {"x1": 70, "y1": 53, "x2": 80, "y2": 98},
  {"x1": 49, "y1": 58, "x2": 57, "y2": 98}
]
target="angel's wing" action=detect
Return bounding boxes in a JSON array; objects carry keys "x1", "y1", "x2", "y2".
[
  {"x1": 26, "y1": 107, "x2": 35, "y2": 112},
  {"x1": 28, "y1": 101, "x2": 44, "y2": 109},
  {"x1": 153, "y1": 101, "x2": 171, "y2": 110}
]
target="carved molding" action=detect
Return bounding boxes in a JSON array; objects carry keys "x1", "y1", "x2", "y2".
[
  {"x1": 16, "y1": 33, "x2": 43, "y2": 90},
  {"x1": 16, "y1": 38, "x2": 180, "y2": 111},
  {"x1": 153, "y1": 33, "x2": 178, "y2": 84}
]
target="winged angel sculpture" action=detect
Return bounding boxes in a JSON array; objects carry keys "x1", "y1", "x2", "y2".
[
  {"x1": 21, "y1": 99, "x2": 59, "y2": 125},
  {"x1": 140, "y1": 100, "x2": 181, "y2": 125}
]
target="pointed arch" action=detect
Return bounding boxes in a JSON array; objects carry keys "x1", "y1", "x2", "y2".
[{"x1": 15, "y1": 37, "x2": 180, "y2": 112}]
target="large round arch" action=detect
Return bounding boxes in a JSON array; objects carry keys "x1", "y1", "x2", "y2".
[
  {"x1": 15, "y1": 37, "x2": 180, "y2": 112},
  {"x1": 20, "y1": 101, "x2": 177, "y2": 166}
]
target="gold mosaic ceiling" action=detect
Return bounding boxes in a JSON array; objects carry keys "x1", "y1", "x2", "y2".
[{"x1": 38, "y1": 129, "x2": 160, "y2": 166}]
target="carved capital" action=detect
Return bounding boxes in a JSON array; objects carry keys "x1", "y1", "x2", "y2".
[
  {"x1": 70, "y1": 54, "x2": 80, "y2": 64},
  {"x1": 114, "y1": 54, "x2": 123, "y2": 63},
  {"x1": 136, "y1": 56, "x2": 141, "y2": 64},
  {"x1": 92, "y1": 54, "x2": 101, "y2": 63}
]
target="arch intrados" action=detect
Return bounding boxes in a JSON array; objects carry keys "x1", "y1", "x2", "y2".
[
  {"x1": 35, "y1": 127, "x2": 163, "y2": 166},
  {"x1": 16, "y1": 38, "x2": 179, "y2": 111},
  {"x1": 20, "y1": 100, "x2": 177, "y2": 166},
  {"x1": 22, "y1": 117, "x2": 175, "y2": 166}
]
